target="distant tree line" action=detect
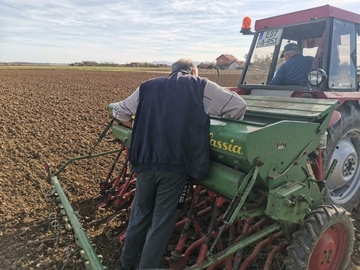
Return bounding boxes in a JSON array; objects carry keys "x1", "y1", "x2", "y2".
[
  {"x1": 68, "y1": 61, "x2": 170, "y2": 68},
  {"x1": 197, "y1": 62, "x2": 216, "y2": 69},
  {"x1": 242, "y1": 53, "x2": 274, "y2": 70},
  {"x1": 69, "y1": 61, "x2": 120, "y2": 67}
]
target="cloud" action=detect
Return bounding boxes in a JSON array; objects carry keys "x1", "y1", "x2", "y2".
[{"x1": 0, "y1": 0, "x2": 359, "y2": 63}]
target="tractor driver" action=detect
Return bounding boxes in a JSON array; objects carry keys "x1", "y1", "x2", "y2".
[
  {"x1": 113, "y1": 58, "x2": 247, "y2": 270},
  {"x1": 269, "y1": 43, "x2": 314, "y2": 86}
]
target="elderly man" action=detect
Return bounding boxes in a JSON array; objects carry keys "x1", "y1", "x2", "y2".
[
  {"x1": 113, "y1": 58, "x2": 247, "y2": 270},
  {"x1": 269, "y1": 43, "x2": 314, "y2": 86}
]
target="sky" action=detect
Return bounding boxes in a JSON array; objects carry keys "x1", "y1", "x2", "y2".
[{"x1": 0, "y1": 0, "x2": 359, "y2": 64}]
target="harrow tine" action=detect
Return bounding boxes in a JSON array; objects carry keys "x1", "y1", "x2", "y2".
[
  {"x1": 86, "y1": 186, "x2": 95, "y2": 194},
  {"x1": 233, "y1": 217, "x2": 253, "y2": 268},
  {"x1": 238, "y1": 231, "x2": 283, "y2": 270},
  {"x1": 264, "y1": 242, "x2": 289, "y2": 270},
  {"x1": 117, "y1": 229, "x2": 127, "y2": 245},
  {"x1": 116, "y1": 199, "x2": 135, "y2": 244},
  {"x1": 113, "y1": 187, "x2": 136, "y2": 208},
  {"x1": 106, "y1": 208, "x2": 127, "y2": 226},
  {"x1": 106, "y1": 186, "x2": 135, "y2": 226},
  {"x1": 169, "y1": 236, "x2": 206, "y2": 269},
  {"x1": 104, "y1": 144, "x2": 126, "y2": 183},
  {"x1": 197, "y1": 195, "x2": 219, "y2": 264},
  {"x1": 94, "y1": 144, "x2": 127, "y2": 198},
  {"x1": 92, "y1": 150, "x2": 133, "y2": 211},
  {"x1": 110, "y1": 153, "x2": 130, "y2": 190},
  {"x1": 172, "y1": 185, "x2": 201, "y2": 257},
  {"x1": 225, "y1": 224, "x2": 236, "y2": 269},
  {"x1": 95, "y1": 199, "x2": 111, "y2": 211}
]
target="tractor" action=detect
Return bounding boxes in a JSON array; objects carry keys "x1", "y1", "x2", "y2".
[
  {"x1": 44, "y1": 5, "x2": 359, "y2": 270},
  {"x1": 235, "y1": 4, "x2": 360, "y2": 212}
]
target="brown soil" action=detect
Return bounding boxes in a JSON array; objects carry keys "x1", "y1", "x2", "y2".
[{"x1": 1, "y1": 68, "x2": 360, "y2": 270}]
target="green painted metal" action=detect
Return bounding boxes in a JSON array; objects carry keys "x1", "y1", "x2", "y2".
[
  {"x1": 265, "y1": 180, "x2": 323, "y2": 224},
  {"x1": 88, "y1": 118, "x2": 115, "y2": 155},
  {"x1": 53, "y1": 149, "x2": 120, "y2": 176},
  {"x1": 243, "y1": 95, "x2": 338, "y2": 125},
  {"x1": 50, "y1": 175, "x2": 104, "y2": 270},
  {"x1": 104, "y1": 97, "x2": 340, "y2": 265},
  {"x1": 107, "y1": 102, "x2": 118, "y2": 118},
  {"x1": 205, "y1": 166, "x2": 261, "y2": 257},
  {"x1": 109, "y1": 96, "x2": 338, "y2": 191},
  {"x1": 236, "y1": 207, "x2": 266, "y2": 219},
  {"x1": 111, "y1": 124, "x2": 132, "y2": 148},
  {"x1": 222, "y1": 166, "x2": 260, "y2": 225},
  {"x1": 209, "y1": 96, "x2": 338, "y2": 189},
  {"x1": 210, "y1": 119, "x2": 321, "y2": 188},
  {"x1": 200, "y1": 160, "x2": 246, "y2": 200},
  {"x1": 43, "y1": 121, "x2": 123, "y2": 269},
  {"x1": 108, "y1": 96, "x2": 338, "y2": 214}
]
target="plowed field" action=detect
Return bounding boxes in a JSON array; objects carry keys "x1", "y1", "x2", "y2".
[{"x1": 1, "y1": 68, "x2": 360, "y2": 270}]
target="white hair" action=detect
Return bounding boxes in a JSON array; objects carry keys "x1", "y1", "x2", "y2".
[{"x1": 171, "y1": 58, "x2": 197, "y2": 73}]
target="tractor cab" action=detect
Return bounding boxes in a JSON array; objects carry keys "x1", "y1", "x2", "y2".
[{"x1": 239, "y1": 5, "x2": 360, "y2": 97}]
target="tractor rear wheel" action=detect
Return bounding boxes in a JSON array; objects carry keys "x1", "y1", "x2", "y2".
[
  {"x1": 323, "y1": 102, "x2": 360, "y2": 211},
  {"x1": 284, "y1": 205, "x2": 354, "y2": 270}
]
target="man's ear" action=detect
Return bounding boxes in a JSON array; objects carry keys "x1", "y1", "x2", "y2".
[{"x1": 190, "y1": 69, "x2": 198, "y2": 76}]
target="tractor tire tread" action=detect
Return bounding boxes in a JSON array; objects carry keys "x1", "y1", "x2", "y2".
[
  {"x1": 323, "y1": 102, "x2": 360, "y2": 211},
  {"x1": 284, "y1": 205, "x2": 354, "y2": 270}
]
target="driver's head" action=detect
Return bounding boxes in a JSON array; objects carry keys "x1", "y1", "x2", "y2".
[{"x1": 281, "y1": 43, "x2": 301, "y2": 61}]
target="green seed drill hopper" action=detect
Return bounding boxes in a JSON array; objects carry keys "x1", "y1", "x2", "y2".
[{"x1": 45, "y1": 95, "x2": 354, "y2": 269}]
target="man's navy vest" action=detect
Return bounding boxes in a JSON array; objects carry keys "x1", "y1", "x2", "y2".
[{"x1": 129, "y1": 71, "x2": 210, "y2": 181}]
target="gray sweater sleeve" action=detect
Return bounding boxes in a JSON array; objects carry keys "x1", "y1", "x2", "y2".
[
  {"x1": 203, "y1": 80, "x2": 247, "y2": 119},
  {"x1": 113, "y1": 81, "x2": 247, "y2": 122},
  {"x1": 112, "y1": 87, "x2": 139, "y2": 122}
]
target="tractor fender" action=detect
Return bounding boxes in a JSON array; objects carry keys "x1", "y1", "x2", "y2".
[{"x1": 328, "y1": 109, "x2": 341, "y2": 128}]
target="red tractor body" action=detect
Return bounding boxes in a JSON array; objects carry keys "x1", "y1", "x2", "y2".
[{"x1": 237, "y1": 5, "x2": 360, "y2": 211}]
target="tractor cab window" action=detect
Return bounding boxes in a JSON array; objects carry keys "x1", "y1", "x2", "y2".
[
  {"x1": 242, "y1": 20, "x2": 326, "y2": 86},
  {"x1": 244, "y1": 43, "x2": 273, "y2": 85},
  {"x1": 271, "y1": 38, "x2": 297, "y2": 79},
  {"x1": 329, "y1": 19, "x2": 357, "y2": 90}
]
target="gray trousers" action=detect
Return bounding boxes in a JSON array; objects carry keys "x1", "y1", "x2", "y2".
[{"x1": 121, "y1": 170, "x2": 188, "y2": 269}]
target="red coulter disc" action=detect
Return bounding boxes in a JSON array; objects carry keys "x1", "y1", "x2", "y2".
[{"x1": 309, "y1": 224, "x2": 346, "y2": 270}]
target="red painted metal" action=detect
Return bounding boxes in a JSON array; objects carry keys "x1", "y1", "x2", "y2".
[
  {"x1": 309, "y1": 224, "x2": 346, "y2": 269},
  {"x1": 232, "y1": 218, "x2": 253, "y2": 269},
  {"x1": 239, "y1": 231, "x2": 284, "y2": 270},
  {"x1": 113, "y1": 186, "x2": 136, "y2": 208},
  {"x1": 207, "y1": 256, "x2": 227, "y2": 270},
  {"x1": 314, "y1": 148, "x2": 323, "y2": 181},
  {"x1": 263, "y1": 242, "x2": 289, "y2": 270},
  {"x1": 320, "y1": 91, "x2": 360, "y2": 102},
  {"x1": 112, "y1": 178, "x2": 136, "y2": 207},
  {"x1": 328, "y1": 110, "x2": 341, "y2": 128},
  {"x1": 196, "y1": 196, "x2": 226, "y2": 264},
  {"x1": 255, "y1": 5, "x2": 360, "y2": 31},
  {"x1": 227, "y1": 87, "x2": 248, "y2": 95},
  {"x1": 173, "y1": 185, "x2": 203, "y2": 257},
  {"x1": 169, "y1": 236, "x2": 206, "y2": 269},
  {"x1": 292, "y1": 91, "x2": 360, "y2": 106},
  {"x1": 291, "y1": 91, "x2": 360, "y2": 99}
]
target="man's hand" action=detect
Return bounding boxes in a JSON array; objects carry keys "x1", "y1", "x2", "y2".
[{"x1": 121, "y1": 120, "x2": 133, "y2": 128}]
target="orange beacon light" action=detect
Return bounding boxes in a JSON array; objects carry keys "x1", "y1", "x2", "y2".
[{"x1": 240, "y1": 16, "x2": 254, "y2": 35}]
